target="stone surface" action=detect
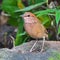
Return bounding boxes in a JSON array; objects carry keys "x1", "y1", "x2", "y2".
[
  {"x1": 0, "y1": 41, "x2": 60, "y2": 60},
  {"x1": 0, "y1": 48, "x2": 60, "y2": 60},
  {"x1": 14, "y1": 41, "x2": 60, "y2": 53}
]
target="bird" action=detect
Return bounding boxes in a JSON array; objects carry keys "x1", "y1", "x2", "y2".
[{"x1": 21, "y1": 12, "x2": 48, "y2": 52}]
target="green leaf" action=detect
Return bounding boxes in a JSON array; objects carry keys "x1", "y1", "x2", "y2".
[
  {"x1": 2, "y1": 0, "x2": 19, "y2": 14},
  {"x1": 28, "y1": 0, "x2": 46, "y2": 5},
  {"x1": 58, "y1": 25, "x2": 60, "y2": 34},
  {"x1": 8, "y1": 17, "x2": 18, "y2": 26},
  {"x1": 2, "y1": 5, "x2": 19, "y2": 14},
  {"x1": 2, "y1": 0, "x2": 17, "y2": 6},
  {"x1": 15, "y1": 2, "x2": 46, "y2": 12},
  {"x1": 17, "y1": 0, "x2": 25, "y2": 9},
  {"x1": 17, "y1": 32, "x2": 26, "y2": 37},
  {"x1": 38, "y1": 15, "x2": 51, "y2": 28},
  {"x1": 15, "y1": 18, "x2": 24, "y2": 46},
  {"x1": 35, "y1": 9, "x2": 56, "y2": 16},
  {"x1": 55, "y1": 10, "x2": 60, "y2": 24}
]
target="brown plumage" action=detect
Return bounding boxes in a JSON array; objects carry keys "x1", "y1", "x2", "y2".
[
  {"x1": 22, "y1": 12, "x2": 48, "y2": 52},
  {"x1": 22, "y1": 12, "x2": 48, "y2": 39}
]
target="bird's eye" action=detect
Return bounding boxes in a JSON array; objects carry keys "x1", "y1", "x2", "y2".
[{"x1": 27, "y1": 15, "x2": 30, "y2": 17}]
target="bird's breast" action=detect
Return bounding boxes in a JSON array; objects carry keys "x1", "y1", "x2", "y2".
[
  {"x1": 24, "y1": 23, "x2": 37, "y2": 38},
  {"x1": 24, "y1": 23, "x2": 48, "y2": 39}
]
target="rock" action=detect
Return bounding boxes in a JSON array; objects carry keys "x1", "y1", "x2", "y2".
[
  {"x1": 0, "y1": 48, "x2": 24, "y2": 60},
  {"x1": 13, "y1": 41, "x2": 60, "y2": 53},
  {"x1": 0, "y1": 41, "x2": 60, "y2": 60},
  {"x1": 0, "y1": 48, "x2": 60, "y2": 60}
]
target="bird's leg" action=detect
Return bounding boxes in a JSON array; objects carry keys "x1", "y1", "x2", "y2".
[
  {"x1": 30, "y1": 40, "x2": 38, "y2": 52},
  {"x1": 40, "y1": 36, "x2": 45, "y2": 52}
]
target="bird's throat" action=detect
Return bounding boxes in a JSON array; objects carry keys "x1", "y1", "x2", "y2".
[{"x1": 24, "y1": 18, "x2": 38, "y2": 24}]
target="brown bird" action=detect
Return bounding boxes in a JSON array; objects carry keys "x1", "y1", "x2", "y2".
[{"x1": 21, "y1": 12, "x2": 48, "y2": 52}]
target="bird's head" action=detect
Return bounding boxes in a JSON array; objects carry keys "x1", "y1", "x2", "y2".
[{"x1": 21, "y1": 12, "x2": 38, "y2": 23}]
